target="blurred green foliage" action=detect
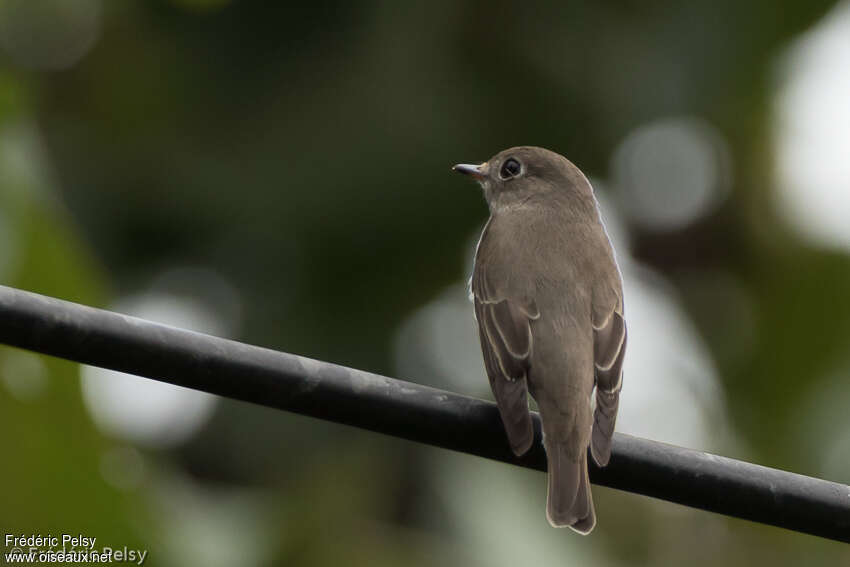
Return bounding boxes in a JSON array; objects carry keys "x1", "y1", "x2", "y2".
[{"x1": 0, "y1": 113, "x2": 144, "y2": 546}]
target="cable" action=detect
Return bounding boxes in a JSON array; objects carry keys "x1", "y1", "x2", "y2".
[{"x1": 0, "y1": 284, "x2": 847, "y2": 542}]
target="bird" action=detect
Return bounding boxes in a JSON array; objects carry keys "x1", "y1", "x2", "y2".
[{"x1": 453, "y1": 146, "x2": 626, "y2": 534}]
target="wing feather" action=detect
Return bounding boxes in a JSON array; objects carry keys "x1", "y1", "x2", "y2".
[
  {"x1": 472, "y1": 264, "x2": 537, "y2": 457},
  {"x1": 591, "y1": 308, "x2": 626, "y2": 467}
]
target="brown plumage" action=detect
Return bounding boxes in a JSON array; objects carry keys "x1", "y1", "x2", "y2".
[{"x1": 454, "y1": 146, "x2": 626, "y2": 534}]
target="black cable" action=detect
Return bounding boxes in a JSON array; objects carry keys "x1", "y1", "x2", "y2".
[{"x1": 0, "y1": 284, "x2": 847, "y2": 542}]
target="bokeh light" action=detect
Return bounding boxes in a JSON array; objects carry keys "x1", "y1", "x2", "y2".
[
  {"x1": 1, "y1": 349, "x2": 48, "y2": 402},
  {"x1": 612, "y1": 116, "x2": 732, "y2": 232},
  {"x1": 0, "y1": 0, "x2": 101, "y2": 70},
  {"x1": 99, "y1": 445, "x2": 147, "y2": 492},
  {"x1": 774, "y1": 0, "x2": 850, "y2": 251},
  {"x1": 81, "y1": 290, "x2": 223, "y2": 448},
  {"x1": 151, "y1": 475, "x2": 277, "y2": 567}
]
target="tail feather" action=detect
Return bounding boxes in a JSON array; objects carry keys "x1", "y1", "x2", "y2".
[
  {"x1": 569, "y1": 455, "x2": 596, "y2": 534},
  {"x1": 545, "y1": 443, "x2": 596, "y2": 534}
]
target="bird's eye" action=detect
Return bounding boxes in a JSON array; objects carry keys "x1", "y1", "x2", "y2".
[{"x1": 499, "y1": 158, "x2": 522, "y2": 179}]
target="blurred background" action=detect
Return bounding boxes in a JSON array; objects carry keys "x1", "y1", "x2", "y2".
[{"x1": 1, "y1": 0, "x2": 849, "y2": 564}]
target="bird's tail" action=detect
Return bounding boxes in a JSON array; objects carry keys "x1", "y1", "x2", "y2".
[{"x1": 545, "y1": 443, "x2": 596, "y2": 534}]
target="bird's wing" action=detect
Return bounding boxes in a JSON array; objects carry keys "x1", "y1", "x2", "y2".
[
  {"x1": 590, "y1": 298, "x2": 626, "y2": 467},
  {"x1": 472, "y1": 263, "x2": 539, "y2": 457}
]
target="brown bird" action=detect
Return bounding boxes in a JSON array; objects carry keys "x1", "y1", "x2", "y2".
[{"x1": 454, "y1": 146, "x2": 626, "y2": 533}]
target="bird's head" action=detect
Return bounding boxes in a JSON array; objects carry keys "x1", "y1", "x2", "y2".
[{"x1": 453, "y1": 146, "x2": 592, "y2": 211}]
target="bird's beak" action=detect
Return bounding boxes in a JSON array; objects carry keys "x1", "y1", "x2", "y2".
[{"x1": 452, "y1": 163, "x2": 486, "y2": 180}]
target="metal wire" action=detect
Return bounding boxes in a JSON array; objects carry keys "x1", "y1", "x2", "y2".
[{"x1": 0, "y1": 284, "x2": 847, "y2": 542}]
